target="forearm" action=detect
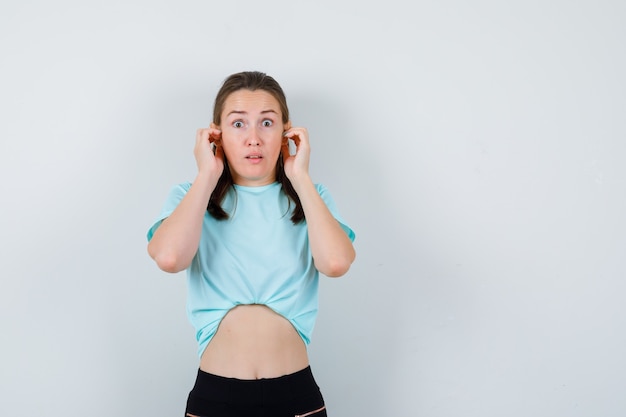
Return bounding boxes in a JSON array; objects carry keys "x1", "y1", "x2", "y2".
[
  {"x1": 148, "y1": 171, "x2": 217, "y2": 273},
  {"x1": 292, "y1": 176, "x2": 356, "y2": 277}
]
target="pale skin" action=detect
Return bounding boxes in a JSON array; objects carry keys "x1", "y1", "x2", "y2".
[{"x1": 147, "y1": 90, "x2": 355, "y2": 381}]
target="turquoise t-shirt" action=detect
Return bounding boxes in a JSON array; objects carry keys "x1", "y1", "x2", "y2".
[{"x1": 147, "y1": 182, "x2": 355, "y2": 357}]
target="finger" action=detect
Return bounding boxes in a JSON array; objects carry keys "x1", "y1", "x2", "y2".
[
  {"x1": 197, "y1": 127, "x2": 213, "y2": 143},
  {"x1": 284, "y1": 132, "x2": 301, "y2": 149},
  {"x1": 281, "y1": 141, "x2": 291, "y2": 158},
  {"x1": 214, "y1": 144, "x2": 224, "y2": 161},
  {"x1": 196, "y1": 128, "x2": 206, "y2": 142},
  {"x1": 209, "y1": 128, "x2": 222, "y2": 143}
]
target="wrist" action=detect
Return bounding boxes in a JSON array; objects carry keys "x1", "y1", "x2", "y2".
[
  {"x1": 289, "y1": 173, "x2": 313, "y2": 194},
  {"x1": 195, "y1": 170, "x2": 220, "y2": 191}
]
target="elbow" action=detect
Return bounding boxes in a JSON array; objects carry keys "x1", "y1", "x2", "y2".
[
  {"x1": 156, "y1": 254, "x2": 187, "y2": 273},
  {"x1": 323, "y1": 266, "x2": 350, "y2": 278},
  {"x1": 317, "y1": 251, "x2": 356, "y2": 278},
  {"x1": 148, "y1": 244, "x2": 189, "y2": 274}
]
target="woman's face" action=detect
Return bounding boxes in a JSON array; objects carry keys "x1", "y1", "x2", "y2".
[{"x1": 215, "y1": 89, "x2": 290, "y2": 186}]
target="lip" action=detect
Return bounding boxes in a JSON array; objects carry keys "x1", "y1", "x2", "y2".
[{"x1": 245, "y1": 153, "x2": 263, "y2": 164}]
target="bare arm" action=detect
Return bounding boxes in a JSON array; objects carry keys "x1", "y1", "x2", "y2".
[
  {"x1": 283, "y1": 128, "x2": 356, "y2": 277},
  {"x1": 293, "y1": 177, "x2": 356, "y2": 277},
  {"x1": 147, "y1": 127, "x2": 223, "y2": 273}
]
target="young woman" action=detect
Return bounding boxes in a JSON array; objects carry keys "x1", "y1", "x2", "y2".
[{"x1": 147, "y1": 71, "x2": 356, "y2": 417}]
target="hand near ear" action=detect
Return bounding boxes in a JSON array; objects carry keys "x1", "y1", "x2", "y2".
[
  {"x1": 281, "y1": 126, "x2": 356, "y2": 277},
  {"x1": 194, "y1": 126, "x2": 224, "y2": 178},
  {"x1": 282, "y1": 127, "x2": 311, "y2": 184}
]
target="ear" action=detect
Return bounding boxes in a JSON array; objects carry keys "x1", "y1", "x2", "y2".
[
  {"x1": 210, "y1": 122, "x2": 219, "y2": 130},
  {"x1": 283, "y1": 120, "x2": 292, "y2": 132}
]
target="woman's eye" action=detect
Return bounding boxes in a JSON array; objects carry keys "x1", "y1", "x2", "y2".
[
  {"x1": 233, "y1": 121, "x2": 244, "y2": 128},
  {"x1": 262, "y1": 119, "x2": 273, "y2": 127}
]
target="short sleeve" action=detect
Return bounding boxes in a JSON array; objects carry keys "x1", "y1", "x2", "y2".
[
  {"x1": 146, "y1": 182, "x2": 192, "y2": 241},
  {"x1": 316, "y1": 183, "x2": 356, "y2": 242}
]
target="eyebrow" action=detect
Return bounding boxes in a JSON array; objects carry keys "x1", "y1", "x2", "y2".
[{"x1": 226, "y1": 109, "x2": 279, "y2": 117}]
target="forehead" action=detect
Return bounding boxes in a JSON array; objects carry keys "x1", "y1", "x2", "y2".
[{"x1": 222, "y1": 89, "x2": 281, "y2": 116}]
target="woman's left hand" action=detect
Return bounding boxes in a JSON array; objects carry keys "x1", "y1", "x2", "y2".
[{"x1": 282, "y1": 127, "x2": 311, "y2": 185}]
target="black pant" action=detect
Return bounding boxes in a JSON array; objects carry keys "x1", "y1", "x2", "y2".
[{"x1": 185, "y1": 366, "x2": 327, "y2": 417}]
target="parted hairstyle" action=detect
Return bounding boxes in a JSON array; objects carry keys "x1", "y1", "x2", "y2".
[{"x1": 207, "y1": 71, "x2": 304, "y2": 224}]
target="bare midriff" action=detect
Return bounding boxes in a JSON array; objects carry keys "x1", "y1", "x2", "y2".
[{"x1": 199, "y1": 304, "x2": 309, "y2": 379}]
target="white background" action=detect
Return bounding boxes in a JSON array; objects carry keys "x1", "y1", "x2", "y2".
[{"x1": 1, "y1": 1, "x2": 625, "y2": 416}]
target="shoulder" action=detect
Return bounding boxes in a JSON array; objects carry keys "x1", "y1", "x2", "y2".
[
  {"x1": 158, "y1": 181, "x2": 193, "y2": 207},
  {"x1": 166, "y1": 181, "x2": 192, "y2": 197},
  {"x1": 314, "y1": 183, "x2": 338, "y2": 201},
  {"x1": 314, "y1": 183, "x2": 328, "y2": 194},
  {"x1": 174, "y1": 181, "x2": 193, "y2": 192}
]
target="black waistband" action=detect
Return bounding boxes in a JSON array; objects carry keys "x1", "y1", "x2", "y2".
[{"x1": 188, "y1": 366, "x2": 319, "y2": 406}]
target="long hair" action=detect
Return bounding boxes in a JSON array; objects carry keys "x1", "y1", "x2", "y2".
[{"x1": 207, "y1": 71, "x2": 304, "y2": 224}]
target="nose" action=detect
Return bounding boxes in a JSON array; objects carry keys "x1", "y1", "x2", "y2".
[{"x1": 247, "y1": 127, "x2": 261, "y2": 146}]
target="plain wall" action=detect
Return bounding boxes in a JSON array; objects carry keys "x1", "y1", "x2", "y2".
[{"x1": 1, "y1": 1, "x2": 625, "y2": 416}]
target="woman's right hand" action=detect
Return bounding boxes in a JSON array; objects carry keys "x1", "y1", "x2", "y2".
[{"x1": 194, "y1": 126, "x2": 224, "y2": 177}]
